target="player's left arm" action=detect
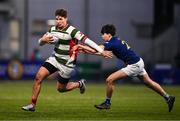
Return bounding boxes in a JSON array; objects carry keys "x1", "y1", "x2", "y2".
[
  {"x1": 78, "y1": 44, "x2": 97, "y2": 54},
  {"x1": 78, "y1": 44, "x2": 111, "y2": 57},
  {"x1": 74, "y1": 31, "x2": 103, "y2": 53},
  {"x1": 73, "y1": 31, "x2": 112, "y2": 58}
]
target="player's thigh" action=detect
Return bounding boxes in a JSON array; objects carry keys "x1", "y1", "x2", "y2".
[
  {"x1": 107, "y1": 70, "x2": 127, "y2": 83},
  {"x1": 35, "y1": 66, "x2": 50, "y2": 81}
]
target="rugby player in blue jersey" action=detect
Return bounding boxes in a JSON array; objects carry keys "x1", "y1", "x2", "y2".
[{"x1": 86, "y1": 24, "x2": 175, "y2": 112}]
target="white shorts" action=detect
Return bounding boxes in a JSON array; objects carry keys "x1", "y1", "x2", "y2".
[
  {"x1": 121, "y1": 58, "x2": 147, "y2": 77},
  {"x1": 45, "y1": 56, "x2": 74, "y2": 79}
]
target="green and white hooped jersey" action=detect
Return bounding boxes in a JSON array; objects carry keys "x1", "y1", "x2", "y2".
[{"x1": 49, "y1": 25, "x2": 87, "y2": 68}]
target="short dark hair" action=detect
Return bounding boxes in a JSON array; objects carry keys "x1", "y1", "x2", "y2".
[
  {"x1": 101, "y1": 24, "x2": 116, "y2": 36},
  {"x1": 55, "y1": 9, "x2": 67, "y2": 18}
]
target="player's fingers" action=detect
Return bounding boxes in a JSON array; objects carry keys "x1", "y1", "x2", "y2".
[
  {"x1": 106, "y1": 54, "x2": 113, "y2": 58},
  {"x1": 48, "y1": 36, "x2": 54, "y2": 41},
  {"x1": 104, "y1": 51, "x2": 113, "y2": 58}
]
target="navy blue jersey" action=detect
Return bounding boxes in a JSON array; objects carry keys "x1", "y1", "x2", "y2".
[{"x1": 104, "y1": 36, "x2": 140, "y2": 64}]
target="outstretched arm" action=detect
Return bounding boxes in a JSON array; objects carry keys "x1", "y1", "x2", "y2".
[
  {"x1": 79, "y1": 44, "x2": 103, "y2": 55},
  {"x1": 78, "y1": 44, "x2": 97, "y2": 54},
  {"x1": 73, "y1": 31, "x2": 112, "y2": 58},
  {"x1": 76, "y1": 44, "x2": 112, "y2": 57}
]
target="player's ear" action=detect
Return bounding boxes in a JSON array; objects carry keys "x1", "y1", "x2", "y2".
[{"x1": 108, "y1": 33, "x2": 112, "y2": 38}]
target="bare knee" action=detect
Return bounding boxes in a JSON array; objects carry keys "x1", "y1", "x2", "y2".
[
  {"x1": 106, "y1": 77, "x2": 114, "y2": 85},
  {"x1": 34, "y1": 67, "x2": 50, "y2": 84},
  {"x1": 34, "y1": 73, "x2": 43, "y2": 84}
]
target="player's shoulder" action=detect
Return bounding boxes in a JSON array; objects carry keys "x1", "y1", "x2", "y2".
[
  {"x1": 66, "y1": 25, "x2": 79, "y2": 32},
  {"x1": 113, "y1": 37, "x2": 124, "y2": 44},
  {"x1": 68, "y1": 25, "x2": 76, "y2": 29},
  {"x1": 107, "y1": 37, "x2": 119, "y2": 44},
  {"x1": 106, "y1": 37, "x2": 122, "y2": 48},
  {"x1": 62, "y1": 25, "x2": 76, "y2": 35},
  {"x1": 66, "y1": 25, "x2": 81, "y2": 38},
  {"x1": 113, "y1": 36, "x2": 121, "y2": 41}
]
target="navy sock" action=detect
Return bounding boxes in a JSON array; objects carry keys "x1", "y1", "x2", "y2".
[{"x1": 105, "y1": 97, "x2": 111, "y2": 105}]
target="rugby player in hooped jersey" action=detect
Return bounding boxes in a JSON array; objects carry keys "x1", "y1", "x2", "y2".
[
  {"x1": 74, "y1": 24, "x2": 175, "y2": 112},
  {"x1": 22, "y1": 9, "x2": 112, "y2": 112}
]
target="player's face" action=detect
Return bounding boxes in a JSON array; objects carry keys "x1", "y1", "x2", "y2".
[
  {"x1": 55, "y1": 16, "x2": 67, "y2": 29},
  {"x1": 101, "y1": 33, "x2": 111, "y2": 42}
]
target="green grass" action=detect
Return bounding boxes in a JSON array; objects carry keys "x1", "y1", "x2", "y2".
[{"x1": 0, "y1": 81, "x2": 180, "y2": 120}]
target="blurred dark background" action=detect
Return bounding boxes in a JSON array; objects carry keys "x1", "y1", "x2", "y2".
[{"x1": 0, "y1": 0, "x2": 180, "y2": 85}]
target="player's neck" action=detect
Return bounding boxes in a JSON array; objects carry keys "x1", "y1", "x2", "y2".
[{"x1": 58, "y1": 23, "x2": 69, "y2": 31}]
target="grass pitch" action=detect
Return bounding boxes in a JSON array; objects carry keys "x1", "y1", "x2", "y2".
[{"x1": 0, "y1": 80, "x2": 179, "y2": 120}]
